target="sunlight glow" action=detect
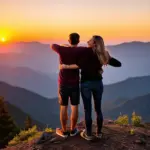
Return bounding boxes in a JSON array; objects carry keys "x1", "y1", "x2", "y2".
[
  {"x1": 1, "y1": 37, "x2": 6, "y2": 42},
  {"x1": 0, "y1": 0, "x2": 150, "y2": 43}
]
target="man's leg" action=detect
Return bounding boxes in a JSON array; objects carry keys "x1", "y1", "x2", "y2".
[
  {"x1": 70, "y1": 85, "x2": 80, "y2": 135},
  {"x1": 60, "y1": 105, "x2": 68, "y2": 132},
  {"x1": 70, "y1": 105, "x2": 78, "y2": 131},
  {"x1": 57, "y1": 85, "x2": 69, "y2": 137}
]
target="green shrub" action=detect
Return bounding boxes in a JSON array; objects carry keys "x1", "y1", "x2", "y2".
[
  {"x1": 131, "y1": 112, "x2": 142, "y2": 127},
  {"x1": 44, "y1": 127, "x2": 53, "y2": 133},
  {"x1": 115, "y1": 114, "x2": 129, "y2": 125},
  {"x1": 8, "y1": 125, "x2": 42, "y2": 146},
  {"x1": 130, "y1": 128, "x2": 135, "y2": 135},
  {"x1": 8, "y1": 136, "x2": 20, "y2": 146}
]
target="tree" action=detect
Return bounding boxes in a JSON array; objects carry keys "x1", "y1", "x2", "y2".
[
  {"x1": 25, "y1": 115, "x2": 32, "y2": 130},
  {"x1": 0, "y1": 96, "x2": 19, "y2": 148}
]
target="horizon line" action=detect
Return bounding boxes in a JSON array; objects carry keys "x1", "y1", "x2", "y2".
[{"x1": 1, "y1": 40, "x2": 150, "y2": 47}]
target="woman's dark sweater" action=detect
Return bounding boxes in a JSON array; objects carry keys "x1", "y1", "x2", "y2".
[{"x1": 76, "y1": 47, "x2": 121, "y2": 82}]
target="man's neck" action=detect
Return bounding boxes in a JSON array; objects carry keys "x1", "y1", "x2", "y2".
[{"x1": 70, "y1": 44, "x2": 78, "y2": 47}]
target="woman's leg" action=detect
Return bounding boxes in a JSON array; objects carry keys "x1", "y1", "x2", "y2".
[
  {"x1": 92, "y1": 80, "x2": 103, "y2": 134},
  {"x1": 81, "y1": 82, "x2": 92, "y2": 136}
]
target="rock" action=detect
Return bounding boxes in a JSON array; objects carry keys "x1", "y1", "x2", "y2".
[
  {"x1": 103, "y1": 119, "x2": 114, "y2": 125},
  {"x1": 135, "y1": 138, "x2": 146, "y2": 145},
  {"x1": 36, "y1": 132, "x2": 53, "y2": 144}
]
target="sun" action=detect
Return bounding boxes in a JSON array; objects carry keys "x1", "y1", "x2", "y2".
[{"x1": 1, "y1": 37, "x2": 6, "y2": 42}]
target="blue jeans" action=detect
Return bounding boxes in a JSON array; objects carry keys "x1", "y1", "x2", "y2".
[{"x1": 81, "y1": 80, "x2": 103, "y2": 136}]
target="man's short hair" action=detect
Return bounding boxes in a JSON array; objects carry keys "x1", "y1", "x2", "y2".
[{"x1": 69, "y1": 33, "x2": 80, "y2": 45}]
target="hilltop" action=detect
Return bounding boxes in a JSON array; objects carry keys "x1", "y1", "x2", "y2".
[{"x1": 3, "y1": 121, "x2": 150, "y2": 150}]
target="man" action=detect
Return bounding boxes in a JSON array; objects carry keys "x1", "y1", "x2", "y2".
[{"x1": 51, "y1": 33, "x2": 81, "y2": 138}]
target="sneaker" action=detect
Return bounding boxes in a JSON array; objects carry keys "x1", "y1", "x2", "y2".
[
  {"x1": 95, "y1": 132, "x2": 103, "y2": 139},
  {"x1": 56, "y1": 128, "x2": 69, "y2": 138},
  {"x1": 70, "y1": 128, "x2": 79, "y2": 136},
  {"x1": 80, "y1": 129, "x2": 93, "y2": 141}
]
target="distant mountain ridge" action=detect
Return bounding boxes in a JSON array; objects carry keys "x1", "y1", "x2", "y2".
[
  {"x1": 103, "y1": 75, "x2": 150, "y2": 101},
  {"x1": 0, "y1": 75, "x2": 150, "y2": 126},
  {"x1": 0, "y1": 41, "x2": 150, "y2": 85},
  {"x1": 107, "y1": 41, "x2": 150, "y2": 47},
  {"x1": 102, "y1": 75, "x2": 150, "y2": 111},
  {"x1": 5, "y1": 101, "x2": 44, "y2": 128},
  {"x1": 104, "y1": 94, "x2": 150, "y2": 122},
  {"x1": 0, "y1": 64, "x2": 150, "y2": 99},
  {"x1": 0, "y1": 65, "x2": 57, "y2": 98},
  {"x1": 0, "y1": 81, "x2": 60, "y2": 127}
]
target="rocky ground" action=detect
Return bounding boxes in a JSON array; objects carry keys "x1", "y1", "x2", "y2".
[{"x1": 3, "y1": 122, "x2": 150, "y2": 150}]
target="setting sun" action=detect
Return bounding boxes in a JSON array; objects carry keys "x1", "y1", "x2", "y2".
[{"x1": 1, "y1": 37, "x2": 6, "y2": 42}]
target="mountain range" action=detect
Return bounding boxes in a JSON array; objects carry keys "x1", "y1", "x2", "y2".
[
  {"x1": 0, "y1": 82, "x2": 60, "y2": 127},
  {"x1": 0, "y1": 42, "x2": 58, "y2": 74},
  {"x1": 0, "y1": 41, "x2": 150, "y2": 126},
  {"x1": 0, "y1": 64, "x2": 149, "y2": 102},
  {"x1": 0, "y1": 75, "x2": 150, "y2": 126},
  {"x1": 104, "y1": 94, "x2": 150, "y2": 122},
  {"x1": 102, "y1": 76, "x2": 150, "y2": 111},
  {"x1": 0, "y1": 65, "x2": 57, "y2": 98},
  {"x1": 0, "y1": 41, "x2": 150, "y2": 86},
  {"x1": 6, "y1": 101, "x2": 44, "y2": 128}
]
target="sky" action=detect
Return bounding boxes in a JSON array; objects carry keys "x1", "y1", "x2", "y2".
[{"x1": 0, "y1": 0, "x2": 150, "y2": 44}]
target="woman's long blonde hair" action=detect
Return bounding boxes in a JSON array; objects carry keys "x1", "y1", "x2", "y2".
[{"x1": 92, "y1": 36, "x2": 109, "y2": 65}]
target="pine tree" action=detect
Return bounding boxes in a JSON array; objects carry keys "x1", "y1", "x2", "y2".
[
  {"x1": 0, "y1": 96, "x2": 19, "y2": 148},
  {"x1": 25, "y1": 115, "x2": 32, "y2": 130}
]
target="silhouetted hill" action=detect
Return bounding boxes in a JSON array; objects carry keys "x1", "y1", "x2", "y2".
[
  {"x1": 104, "y1": 94, "x2": 150, "y2": 122},
  {"x1": 0, "y1": 65, "x2": 57, "y2": 98},
  {"x1": 0, "y1": 82, "x2": 60, "y2": 127},
  {"x1": 5, "y1": 102, "x2": 44, "y2": 128}
]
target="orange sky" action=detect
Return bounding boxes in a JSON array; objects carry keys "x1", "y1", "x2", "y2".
[{"x1": 0, "y1": 0, "x2": 150, "y2": 44}]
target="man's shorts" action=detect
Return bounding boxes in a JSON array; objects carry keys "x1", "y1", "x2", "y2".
[{"x1": 58, "y1": 84, "x2": 80, "y2": 106}]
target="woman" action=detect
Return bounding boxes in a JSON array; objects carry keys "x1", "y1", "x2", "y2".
[{"x1": 60, "y1": 36, "x2": 121, "y2": 140}]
